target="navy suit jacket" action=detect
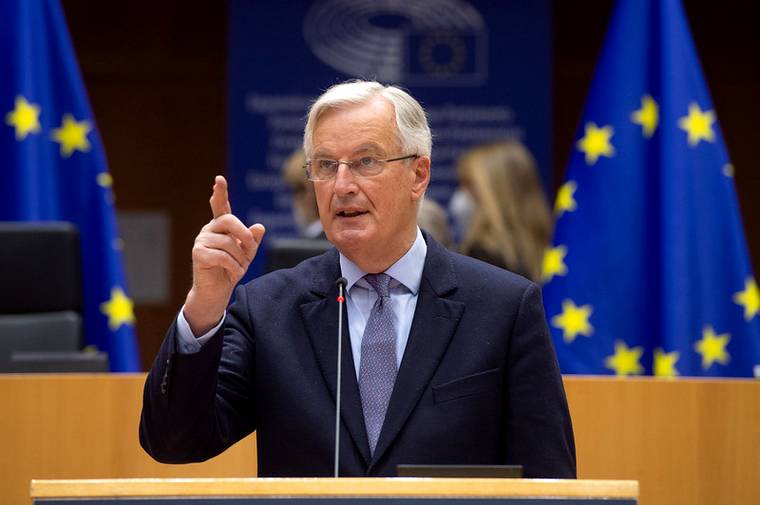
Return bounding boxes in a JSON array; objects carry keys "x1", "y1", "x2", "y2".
[{"x1": 140, "y1": 233, "x2": 576, "y2": 478}]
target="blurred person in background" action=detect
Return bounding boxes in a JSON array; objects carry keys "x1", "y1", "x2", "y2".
[
  {"x1": 453, "y1": 140, "x2": 551, "y2": 281},
  {"x1": 416, "y1": 198, "x2": 453, "y2": 249},
  {"x1": 282, "y1": 148, "x2": 324, "y2": 239}
]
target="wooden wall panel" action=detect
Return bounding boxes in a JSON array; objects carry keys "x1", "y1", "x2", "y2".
[
  {"x1": 0, "y1": 374, "x2": 255, "y2": 505},
  {"x1": 564, "y1": 377, "x2": 760, "y2": 505}
]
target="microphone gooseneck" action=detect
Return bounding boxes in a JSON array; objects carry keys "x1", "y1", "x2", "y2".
[{"x1": 333, "y1": 277, "x2": 348, "y2": 477}]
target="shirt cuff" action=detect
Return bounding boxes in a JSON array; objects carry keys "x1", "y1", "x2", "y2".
[{"x1": 175, "y1": 306, "x2": 226, "y2": 354}]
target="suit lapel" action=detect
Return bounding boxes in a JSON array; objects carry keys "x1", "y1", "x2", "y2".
[
  {"x1": 299, "y1": 251, "x2": 371, "y2": 466},
  {"x1": 371, "y1": 235, "x2": 464, "y2": 466}
]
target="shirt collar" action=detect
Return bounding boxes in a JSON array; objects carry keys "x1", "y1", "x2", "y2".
[{"x1": 339, "y1": 227, "x2": 427, "y2": 295}]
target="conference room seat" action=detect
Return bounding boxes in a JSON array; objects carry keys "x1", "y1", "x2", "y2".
[{"x1": 0, "y1": 222, "x2": 107, "y2": 372}]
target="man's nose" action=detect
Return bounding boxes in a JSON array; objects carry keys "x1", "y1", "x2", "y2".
[{"x1": 333, "y1": 162, "x2": 357, "y2": 195}]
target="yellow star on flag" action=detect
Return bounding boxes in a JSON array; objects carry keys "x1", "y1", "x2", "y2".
[
  {"x1": 653, "y1": 348, "x2": 679, "y2": 378},
  {"x1": 551, "y1": 299, "x2": 593, "y2": 343},
  {"x1": 97, "y1": 172, "x2": 113, "y2": 188},
  {"x1": 542, "y1": 245, "x2": 568, "y2": 283},
  {"x1": 51, "y1": 113, "x2": 91, "y2": 157},
  {"x1": 5, "y1": 95, "x2": 42, "y2": 140},
  {"x1": 631, "y1": 94, "x2": 659, "y2": 138},
  {"x1": 576, "y1": 122, "x2": 615, "y2": 165},
  {"x1": 694, "y1": 325, "x2": 730, "y2": 370},
  {"x1": 604, "y1": 340, "x2": 644, "y2": 376},
  {"x1": 554, "y1": 181, "x2": 577, "y2": 216},
  {"x1": 678, "y1": 102, "x2": 715, "y2": 146},
  {"x1": 733, "y1": 278, "x2": 759, "y2": 321},
  {"x1": 100, "y1": 287, "x2": 136, "y2": 331}
]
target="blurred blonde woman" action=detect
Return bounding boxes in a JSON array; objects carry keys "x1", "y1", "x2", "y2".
[{"x1": 456, "y1": 140, "x2": 551, "y2": 281}]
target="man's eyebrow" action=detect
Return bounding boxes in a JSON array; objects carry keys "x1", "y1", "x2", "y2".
[
  {"x1": 311, "y1": 144, "x2": 384, "y2": 159},
  {"x1": 311, "y1": 149, "x2": 332, "y2": 158},
  {"x1": 352, "y1": 144, "x2": 384, "y2": 155}
]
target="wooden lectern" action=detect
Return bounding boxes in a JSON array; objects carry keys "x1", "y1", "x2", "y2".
[{"x1": 31, "y1": 478, "x2": 638, "y2": 505}]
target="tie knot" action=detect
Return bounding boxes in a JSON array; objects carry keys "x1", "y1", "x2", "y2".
[{"x1": 364, "y1": 273, "x2": 392, "y2": 298}]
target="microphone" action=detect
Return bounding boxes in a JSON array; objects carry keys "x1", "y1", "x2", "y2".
[{"x1": 333, "y1": 276, "x2": 347, "y2": 477}]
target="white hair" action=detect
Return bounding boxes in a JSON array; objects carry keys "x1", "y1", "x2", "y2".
[{"x1": 303, "y1": 80, "x2": 432, "y2": 158}]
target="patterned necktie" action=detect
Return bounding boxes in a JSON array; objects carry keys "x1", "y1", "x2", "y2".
[{"x1": 358, "y1": 273, "x2": 398, "y2": 455}]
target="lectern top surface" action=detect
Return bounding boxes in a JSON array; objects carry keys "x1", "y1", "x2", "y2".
[{"x1": 30, "y1": 477, "x2": 638, "y2": 500}]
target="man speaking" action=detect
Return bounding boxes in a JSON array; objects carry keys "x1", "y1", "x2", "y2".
[{"x1": 140, "y1": 80, "x2": 576, "y2": 478}]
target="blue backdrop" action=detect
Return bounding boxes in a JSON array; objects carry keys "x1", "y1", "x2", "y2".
[{"x1": 228, "y1": 0, "x2": 551, "y2": 277}]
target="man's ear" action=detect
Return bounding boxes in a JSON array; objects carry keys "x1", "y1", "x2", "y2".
[{"x1": 411, "y1": 156, "x2": 431, "y2": 200}]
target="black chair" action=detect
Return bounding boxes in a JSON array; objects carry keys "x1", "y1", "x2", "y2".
[
  {"x1": 265, "y1": 237, "x2": 333, "y2": 272},
  {"x1": 0, "y1": 222, "x2": 108, "y2": 372}
]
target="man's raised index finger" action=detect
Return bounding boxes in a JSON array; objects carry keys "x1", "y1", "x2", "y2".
[{"x1": 210, "y1": 175, "x2": 232, "y2": 219}]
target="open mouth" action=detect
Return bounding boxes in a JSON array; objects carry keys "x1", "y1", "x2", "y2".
[{"x1": 336, "y1": 210, "x2": 367, "y2": 218}]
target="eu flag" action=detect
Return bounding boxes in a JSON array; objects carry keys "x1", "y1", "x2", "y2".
[
  {"x1": 0, "y1": 0, "x2": 140, "y2": 371},
  {"x1": 542, "y1": 0, "x2": 760, "y2": 377}
]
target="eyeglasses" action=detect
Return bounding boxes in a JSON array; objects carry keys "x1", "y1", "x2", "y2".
[{"x1": 303, "y1": 154, "x2": 419, "y2": 181}]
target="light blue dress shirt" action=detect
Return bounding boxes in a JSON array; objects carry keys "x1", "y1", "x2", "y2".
[
  {"x1": 339, "y1": 227, "x2": 426, "y2": 377},
  {"x1": 176, "y1": 227, "x2": 428, "y2": 379}
]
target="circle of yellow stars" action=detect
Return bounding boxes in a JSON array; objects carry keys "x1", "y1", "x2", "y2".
[
  {"x1": 418, "y1": 33, "x2": 467, "y2": 76},
  {"x1": 549, "y1": 93, "x2": 754, "y2": 376}
]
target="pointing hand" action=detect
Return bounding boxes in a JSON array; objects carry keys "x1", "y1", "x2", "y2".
[{"x1": 184, "y1": 176, "x2": 265, "y2": 335}]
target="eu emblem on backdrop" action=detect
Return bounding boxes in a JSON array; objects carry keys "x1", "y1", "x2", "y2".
[
  {"x1": 0, "y1": 0, "x2": 140, "y2": 371},
  {"x1": 542, "y1": 0, "x2": 760, "y2": 377}
]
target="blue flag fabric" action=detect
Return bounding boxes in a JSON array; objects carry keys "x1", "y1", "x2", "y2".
[
  {"x1": 0, "y1": 0, "x2": 140, "y2": 371},
  {"x1": 542, "y1": 0, "x2": 760, "y2": 377}
]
